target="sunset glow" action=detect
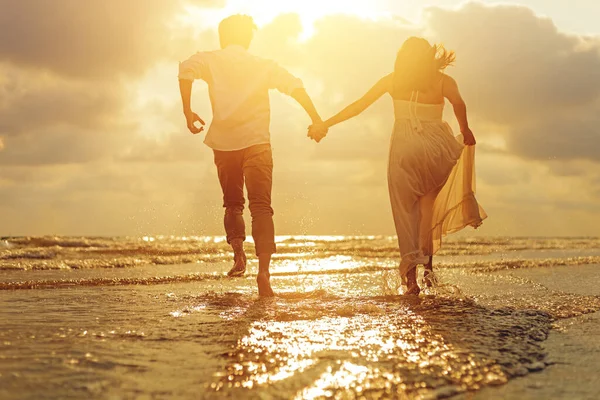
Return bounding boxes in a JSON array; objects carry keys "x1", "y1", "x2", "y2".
[
  {"x1": 181, "y1": 0, "x2": 390, "y2": 37},
  {"x1": 1, "y1": 0, "x2": 599, "y2": 236},
  {"x1": 1, "y1": 2, "x2": 599, "y2": 399}
]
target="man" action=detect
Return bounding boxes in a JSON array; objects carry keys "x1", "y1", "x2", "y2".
[{"x1": 178, "y1": 15, "x2": 324, "y2": 297}]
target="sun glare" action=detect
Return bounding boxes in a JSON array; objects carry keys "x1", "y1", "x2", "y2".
[
  {"x1": 245, "y1": 0, "x2": 385, "y2": 25},
  {"x1": 181, "y1": 0, "x2": 388, "y2": 38}
]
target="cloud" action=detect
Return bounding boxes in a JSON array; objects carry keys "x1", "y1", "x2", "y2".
[
  {"x1": 1, "y1": 1, "x2": 600, "y2": 236},
  {"x1": 254, "y1": 13, "x2": 416, "y2": 100},
  {"x1": 0, "y1": 62, "x2": 133, "y2": 166},
  {"x1": 0, "y1": 64, "x2": 125, "y2": 136},
  {"x1": 0, "y1": 161, "x2": 223, "y2": 236},
  {"x1": 251, "y1": 4, "x2": 600, "y2": 164},
  {"x1": 511, "y1": 113, "x2": 600, "y2": 161},
  {"x1": 0, "y1": 0, "x2": 223, "y2": 78},
  {"x1": 425, "y1": 2, "x2": 600, "y2": 161}
]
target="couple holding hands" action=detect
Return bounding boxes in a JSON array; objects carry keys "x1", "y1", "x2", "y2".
[{"x1": 178, "y1": 14, "x2": 486, "y2": 297}]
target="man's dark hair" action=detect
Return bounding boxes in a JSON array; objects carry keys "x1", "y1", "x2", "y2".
[{"x1": 218, "y1": 14, "x2": 257, "y2": 49}]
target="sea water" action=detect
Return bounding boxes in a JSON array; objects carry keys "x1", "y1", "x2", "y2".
[{"x1": 1, "y1": 236, "x2": 600, "y2": 399}]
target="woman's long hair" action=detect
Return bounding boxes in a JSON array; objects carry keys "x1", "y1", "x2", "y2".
[{"x1": 392, "y1": 37, "x2": 455, "y2": 94}]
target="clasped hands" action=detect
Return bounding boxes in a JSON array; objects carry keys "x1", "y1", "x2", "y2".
[{"x1": 307, "y1": 121, "x2": 328, "y2": 143}]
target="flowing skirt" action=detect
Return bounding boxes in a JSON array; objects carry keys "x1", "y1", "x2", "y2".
[{"x1": 387, "y1": 119, "x2": 487, "y2": 278}]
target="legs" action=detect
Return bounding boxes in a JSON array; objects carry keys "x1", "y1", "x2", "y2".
[
  {"x1": 418, "y1": 189, "x2": 440, "y2": 288},
  {"x1": 387, "y1": 142, "x2": 440, "y2": 295},
  {"x1": 256, "y1": 254, "x2": 274, "y2": 297},
  {"x1": 418, "y1": 189, "x2": 440, "y2": 258},
  {"x1": 387, "y1": 165, "x2": 421, "y2": 294},
  {"x1": 229, "y1": 239, "x2": 247, "y2": 277},
  {"x1": 214, "y1": 144, "x2": 276, "y2": 297},
  {"x1": 405, "y1": 267, "x2": 420, "y2": 295},
  {"x1": 423, "y1": 256, "x2": 434, "y2": 288},
  {"x1": 214, "y1": 149, "x2": 248, "y2": 277},
  {"x1": 243, "y1": 145, "x2": 276, "y2": 257},
  {"x1": 244, "y1": 145, "x2": 276, "y2": 297}
]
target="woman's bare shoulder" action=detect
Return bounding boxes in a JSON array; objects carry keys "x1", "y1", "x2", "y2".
[
  {"x1": 373, "y1": 73, "x2": 394, "y2": 94},
  {"x1": 440, "y1": 72, "x2": 457, "y2": 86},
  {"x1": 380, "y1": 73, "x2": 394, "y2": 86}
]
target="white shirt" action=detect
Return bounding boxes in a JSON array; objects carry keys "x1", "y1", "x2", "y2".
[{"x1": 178, "y1": 45, "x2": 304, "y2": 151}]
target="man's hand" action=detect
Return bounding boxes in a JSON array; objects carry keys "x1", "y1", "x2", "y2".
[
  {"x1": 462, "y1": 128, "x2": 476, "y2": 146},
  {"x1": 184, "y1": 110, "x2": 205, "y2": 134},
  {"x1": 308, "y1": 122, "x2": 328, "y2": 143}
]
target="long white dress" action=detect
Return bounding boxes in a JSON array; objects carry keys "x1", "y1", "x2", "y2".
[{"x1": 388, "y1": 92, "x2": 487, "y2": 279}]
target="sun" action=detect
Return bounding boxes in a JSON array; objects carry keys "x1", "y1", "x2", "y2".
[
  {"x1": 181, "y1": 0, "x2": 388, "y2": 38},
  {"x1": 242, "y1": 0, "x2": 385, "y2": 25}
]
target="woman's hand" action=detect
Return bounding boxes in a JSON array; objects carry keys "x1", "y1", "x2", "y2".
[
  {"x1": 462, "y1": 128, "x2": 476, "y2": 146},
  {"x1": 308, "y1": 122, "x2": 328, "y2": 143}
]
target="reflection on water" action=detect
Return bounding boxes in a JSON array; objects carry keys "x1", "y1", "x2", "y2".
[{"x1": 208, "y1": 294, "x2": 549, "y2": 399}]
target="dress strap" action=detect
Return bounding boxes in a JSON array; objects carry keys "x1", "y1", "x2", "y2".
[{"x1": 409, "y1": 90, "x2": 424, "y2": 133}]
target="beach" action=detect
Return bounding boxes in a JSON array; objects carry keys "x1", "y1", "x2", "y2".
[{"x1": 1, "y1": 236, "x2": 600, "y2": 399}]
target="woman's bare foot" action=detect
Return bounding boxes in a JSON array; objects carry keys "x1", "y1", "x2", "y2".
[
  {"x1": 423, "y1": 256, "x2": 433, "y2": 288},
  {"x1": 405, "y1": 267, "x2": 420, "y2": 295},
  {"x1": 227, "y1": 252, "x2": 247, "y2": 277},
  {"x1": 257, "y1": 272, "x2": 275, "y2": 297}
]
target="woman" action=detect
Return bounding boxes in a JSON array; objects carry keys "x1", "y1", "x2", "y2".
[{"x1": 310, "y1": 37, "x2": 487, "y2": 294}]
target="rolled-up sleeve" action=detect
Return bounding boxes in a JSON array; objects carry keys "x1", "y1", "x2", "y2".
[
  {"x1": 178, "y1": 52, "x2": 207, "y2": 81},
  {"x1": 267, "y1": 61, "x2": 304, "y2": 95}
]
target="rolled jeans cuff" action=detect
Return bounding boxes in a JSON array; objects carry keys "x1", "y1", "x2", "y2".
[
  {"x1": 226, "y1": 234, "x2": 246, "y2": 244},
  {"x1": 255, "y1": 242, "x2": 276, "y2": 256}
]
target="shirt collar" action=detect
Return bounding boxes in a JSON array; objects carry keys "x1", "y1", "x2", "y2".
[{"x1": 225, "y1": 44, "x2": 247, "y2": 52}]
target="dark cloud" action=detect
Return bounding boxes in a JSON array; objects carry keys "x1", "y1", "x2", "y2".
[
  {"x1": 425, "y1": 3, "x2": 600, "y2": 161},
  {"x1": 0, "y1": 62, "x2": 131, "y2": 166},
  {"x1": 0, "y1": 0, "x2": 223, "y2": 78},
  {"x1": 427, "y1": 3, "x2": 600, "y2": 118},
  {"x1": 0, "y1": 64, "x2": 125, "y2": 136},
  {"x1": 0, "y1": 0, "x2": 226, "y2": 166},
  {"x1": 510, "y1": 113, "x2": 600, "y2": 161},
  {"x1": 0, "y1": 127, "x2": 128, "y2": 166}
]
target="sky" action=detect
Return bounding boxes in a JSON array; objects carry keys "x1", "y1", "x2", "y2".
[{"x1": 0, "y1": 0, "x2": 599, "y2": 237}]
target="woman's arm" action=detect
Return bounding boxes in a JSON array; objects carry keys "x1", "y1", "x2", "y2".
[
  {"x1": 324, "y1": 74, "x2": 392, "y2": 129},
  {"x1": 443, "y1": 74, "x2": 476, "y2": 145}
]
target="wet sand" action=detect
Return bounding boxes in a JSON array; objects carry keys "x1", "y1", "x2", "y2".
[{"x1": 468, "y1": 264, "x2": 600, "y2": 400}]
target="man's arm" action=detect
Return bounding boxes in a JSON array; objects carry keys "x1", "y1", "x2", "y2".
[
  {"x1": 290, "y1": 88, "x2": 322, "y2": 124},
  {"x1": 179, "y1": 79, "x2": 205, "y2": 134},
  {"x1": 178, "y1": 54, "x2": 207, "y2": 134},
  {"x1": 268, "y1": 62, "x2": 322, "y2": 125}
]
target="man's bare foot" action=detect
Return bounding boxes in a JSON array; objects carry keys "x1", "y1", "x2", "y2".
[
  {"x1": 257, "y1": 272, "x2": 275, "y2": 297},
  {"x1": 227, "y1": 252, "x2": 247, "y2": 277},
  {"x1": 405, "y1": 267, "x2": 420, "y2": 295}
]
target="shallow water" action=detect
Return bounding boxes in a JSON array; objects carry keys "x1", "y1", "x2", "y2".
[{"x1": 1, "y1": 236, "x2": 600, "y2": 399}]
